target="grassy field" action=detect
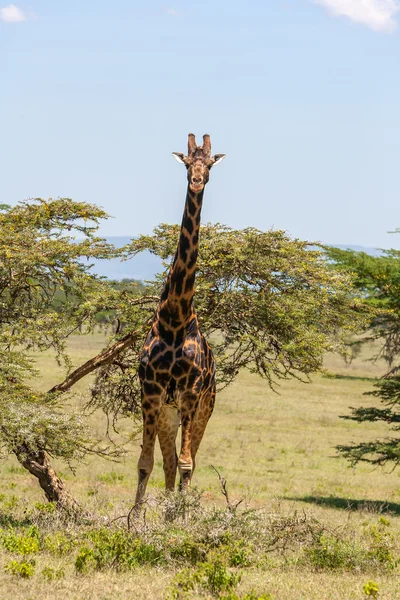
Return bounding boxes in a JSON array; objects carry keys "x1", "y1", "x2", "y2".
[{"x1": 1, "y1": 333, "x2": 400, "y2": 599}]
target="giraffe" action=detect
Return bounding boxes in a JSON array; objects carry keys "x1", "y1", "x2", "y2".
[{"x1": 134, "y1": 133, "x2": 226, "y2": 510}]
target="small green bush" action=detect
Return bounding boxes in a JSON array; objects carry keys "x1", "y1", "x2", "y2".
[
  {"x1": 75, "y1": 546, "x2": 96, "y2": 574},
  {"x1": 41, "y1": 566, "x2": 65, "y2": 581},
  {"x1": 225, "y1": 542, "x2": 254, "y2": 568},
  {"x1": 43, "y1": 532, "x2": 76, "y2": 557},
  {"x1": 363, "y1": 580, "x2": 380, "y2": 598},
  {"x1": 2, "y1": 525, "x2": 40, "y2": 555},
  {"x1": 4, "y1": 559, "x2": 35, "y2": 578},
  {"x1": 166, "y1": 558, "x2": 241, "y2": 599},
  {"x1": 75, "y1": 529, "x2": 164, "y2": 573},
  {"x1": 34, "y1": 501, "x2": 56, "y2": 514},
  {"x1": 304, "y1": 521, "x2": 399, "y2": 573},
  {"x1": 365, "y1": 522, "x2": 398, "y2": 570},
  {"x1": 4, "y1": 495, "x2": 19, "y2": 510},
  {"x1": 304, "y1": 534, "x2": 368, "y2": 571},
  {"x1": 167, "y1": 531, "x2": 207, "y2": 565}
]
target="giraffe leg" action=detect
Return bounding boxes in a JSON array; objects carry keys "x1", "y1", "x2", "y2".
[
  {"x1": 157, "y1": 404, "x2": 180, "y2": 491},
  {"x1": 178, "y1": 393, "x2": 198, "y2": 492},
  {"x1": 134, "y1": 392, "x2": 162, "y2": 510},
  {"x1": 191, "y1": 389, "x2": 216, "y2": 475}
]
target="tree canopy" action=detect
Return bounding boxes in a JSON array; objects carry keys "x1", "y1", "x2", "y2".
[
  {"x1": 0, "y1": 199, "x2": 122, "y2": 510},
  {"x1": 92, "y1": 224, "x2": 368, "y2": 418},
  {"x1": 325, "y1": 246, "x2": 400, "y2": 366},
  {"x1": 326, "y1": 244, "x2": 400, "y2": 468}
]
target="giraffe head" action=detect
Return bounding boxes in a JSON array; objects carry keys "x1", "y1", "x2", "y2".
[{"x1": 172, "y1": 133, "x2": 226, "y2": 194}]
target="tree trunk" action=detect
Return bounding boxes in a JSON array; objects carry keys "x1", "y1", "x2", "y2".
[
  {"x1": 14, "y1": 445, "x2": 84, "y2": 517},
  {"x1": 5, "y1": 297, "x2": 158, "y2": 516}
]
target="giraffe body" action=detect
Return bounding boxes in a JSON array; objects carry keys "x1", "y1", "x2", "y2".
[{"x1": 134, "y1": 134, "x2": 225, "y2": 508}]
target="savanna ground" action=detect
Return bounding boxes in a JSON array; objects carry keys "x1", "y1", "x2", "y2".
[{"x1": 1, "y1": 334, "x2": 400, "y2": 599}]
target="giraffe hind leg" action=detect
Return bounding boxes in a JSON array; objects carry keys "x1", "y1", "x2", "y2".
[
  {"x1": 177, "y1": 392, "x2": 199, "y2": 492},
  {"x1": 190, "y1": 388, "x2": 216, "y2": 476}
]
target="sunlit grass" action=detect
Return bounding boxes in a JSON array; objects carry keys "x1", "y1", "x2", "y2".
[{"x1": 1, "y1": 333, "x2": 399, "y2": 599}]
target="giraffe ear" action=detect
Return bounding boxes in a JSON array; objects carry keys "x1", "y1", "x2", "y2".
[
  {"x1": 212, "y1": 154, "x2": 226, "y2": 166},
  {"x1": 172, "y1": 152, "x2": 186, "y2": 164}
]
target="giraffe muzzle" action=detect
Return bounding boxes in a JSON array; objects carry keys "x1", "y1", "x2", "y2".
[{"x1": 190, "y1": 178, "x2": 204, "y2": 192}]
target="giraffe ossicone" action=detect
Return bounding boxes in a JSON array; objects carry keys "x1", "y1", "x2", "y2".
[{"x1": 134, "y1": 133, "x2": 226, "y2": 511}]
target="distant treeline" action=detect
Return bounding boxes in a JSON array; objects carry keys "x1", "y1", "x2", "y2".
[{"x1": 53, "y1": 278, "x2": 149, "y2": 329}]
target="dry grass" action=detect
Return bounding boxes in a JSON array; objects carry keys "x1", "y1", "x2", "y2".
[{"x1": 1, "y1": 333, "x2": 399, "y2": 599}]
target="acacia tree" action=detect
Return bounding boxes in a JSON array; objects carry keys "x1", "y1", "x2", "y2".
[
  {"x1": 0, "y1": 201, "x2": 368, "y2": 511},
  {"x1": 326, "y1": 245, "x2": 400, "y2": 468},
  {"x1": 0, "y1": 198, "x2": 127, "y2": 513},
  {"x1": 91, "y1": 224, "x2": 368, "y2": 417}
]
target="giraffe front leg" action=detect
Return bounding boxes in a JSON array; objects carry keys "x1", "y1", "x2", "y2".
[
  {"x1": 178, "y1": 393, "x2": 198, "y2": 492},
  {"x1": 134, "y1": 392, "x2": 162, "y2": 511},
  {"x1": 158, "y1": 404, "x2": 180, "y2": 492},
  {"x1": 157, "y1": 404, "x2": 181, "y2": 522}
]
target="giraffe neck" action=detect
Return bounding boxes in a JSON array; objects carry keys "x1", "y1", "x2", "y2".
[{"x1": 159, "y1": 186, "x2": 204, "y2": 326}]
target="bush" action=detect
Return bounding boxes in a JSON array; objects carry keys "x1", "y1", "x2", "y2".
[
  {"x1": 43, "y1": 532, "x2": 76, "y2": 557},
  {"x1": 75, "y1": 546, "x2": 96, "y2": 574},
  {"x1": 364, "y1": 521, "x2": 398, "y2": 570},
  {"x1": 34, "y1": 501, "x2": 56, "y2": 514},
  {"x1": 304, "y1": 534, "x2": 367, "y2": 571},
  {"x1": 363, "y1": 580, "x2": 380, "y2": 598},
  {"x1": 1, "y1": 525, "x2": 40, "y2": 555},
  {"x1": 74, "y1": 528, "x2": 164, "y2": 573},
  {"x1": 166, "y1": 558, "x2": 241, "y2": 599},
  {"x1": 41, "y1": 566, "x2": 65, "y2": 580},
  {"x1": 304, "y1": 520, "x2": 399, "y2": 573},
  {"x1": 4, "y1": 559, "x2": 35, "y2": 578},
  {"x1": 167, "y1": 531, "x2": 208, "y2": 565}
]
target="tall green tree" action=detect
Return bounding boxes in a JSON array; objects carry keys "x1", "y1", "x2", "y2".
[
  {"x1": 92, "y1": 224, "x2": 368, "y2": 418},
  {"x1": 326, "y1": 244, "x2": 400, "y2": 468},
  {"x1": 0, "y1": 199, "x2": 123, "y2": 512}
]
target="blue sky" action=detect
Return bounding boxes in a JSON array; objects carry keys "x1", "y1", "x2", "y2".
[{"x1": 1, "y1": 1, "x2": 400, "y2": 247}]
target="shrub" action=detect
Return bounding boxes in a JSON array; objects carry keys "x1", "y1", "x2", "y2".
[
  {"x1": 304, "y1": 521, "x2": 399, "y2": 573},
  {"x1": 167, "y1": 532, "x2": 207, "y2": 565},
  {"x1": 43, "y1": 532, "x2": 76, "y2": 557},
  {"x1": 363, "y1": 580, "x2": 380, "y2": 598},
  {"x1": 34, "y1": 501, "x2": 56, "y2": 514},
  {"x1": 166, "y1": 558, "x2": 241, "y2": 599},
  {"x1": 364, "y1": 522, "x2": 398, "y2": 570},
  {"x1": 41, "y1": 566, "x2": 65, "y2": 580},
  {"x1": 75, "y1": 528, "x2": 164, "y2": 573},
  {"x1": 1, "y1": 525, "x2": 40, "y2": 555},
  {"x1": 225, "y1": 542, "x2": 254, "y2": 568},
  {"x1": 75, "y1": 546, "x2": 96, "y2": 574},
  {"x1": 4, "y1": 559, "x2": 35, "y2": 578},
  {"x1": 304, "y1": 534, "x2": 368, "y2": 571}
]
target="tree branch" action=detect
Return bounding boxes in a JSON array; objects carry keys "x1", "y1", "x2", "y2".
[
  {"x1": 48, "y1": 329, "x2": 139, "y2": 394},
  {"x1": 48, "y1": 295, "x2": 158, "y2": 395}
]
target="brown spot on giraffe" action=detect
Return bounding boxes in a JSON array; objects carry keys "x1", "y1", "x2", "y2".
[{"x1": 134, "y1": 133, "x2": 225, "y2": 510}]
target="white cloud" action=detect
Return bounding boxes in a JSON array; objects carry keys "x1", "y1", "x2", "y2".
[
  {"x1": 161, "y1": 5, "x2": 180, "y2": 17},
  {"x1": 314, "y1": 0, "x2": 400, "y2": 32},
  {"x1": 0, "y1": 4, "x2": 26, "y2": 22}
]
